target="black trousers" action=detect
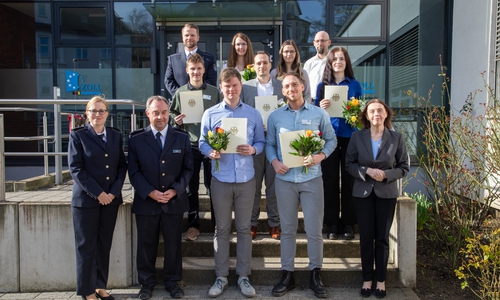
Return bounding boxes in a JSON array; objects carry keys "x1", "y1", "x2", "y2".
[
  {"x1": 187, "y1": 146, "x2": 214, "y2": 229},
  {"x1": 72, "y1": 204, "x2": 119, "y2": 296},
  {"x1": 322, "y1": 136, "x2": 356, "y2": 227},
  {"x1": 135, "y1": 213, "x2": 183, "y2": 288},
  {"x1": 354, "y1": 192, "x2": 397, "y2": 282}
]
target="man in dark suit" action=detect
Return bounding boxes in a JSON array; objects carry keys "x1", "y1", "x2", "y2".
[
  {"x1": 164, "y1": 23, "x2": 217, "y2": 97},
  {"x1": 128, "y1": 95, "x2": 194, "y2": 300},
  {"x1": 240, "y1": 51, "x2": 284, "y2": 240}
]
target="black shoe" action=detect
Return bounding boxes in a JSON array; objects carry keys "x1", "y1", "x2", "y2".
[
  {"x1": 327, "y1": 225, "x2": 338, "y2": 240},
  {"x1": 95, "y1": 291, "x2": 114, "y2": 300},
  {"x1": 272, "y1": 270, "x2": 296, "y2": 297},
  {"x1": 343, "y1": 225, "x2": 355, "y2": 240},
  {"x1": 360, "y1": 288, "x2": 372, "y2": 298},
  {"x1": 138, "y1": 286, "x2": 154, "y2": 300},
  {"x1": 309, "y1": 268, "x2": 328, "y2": 298},
  {"x1": 165, "y1": 283, "x2": 184, "y2": 299},
  {"x1": 375, "y1": 288, "x2": 386, "y2": 298}
]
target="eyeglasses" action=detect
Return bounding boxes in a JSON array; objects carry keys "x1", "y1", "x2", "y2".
[
  {"x1": 283, "y1": 50, "x2": 296, "y2": 55},
  {"x1": 314, "y1": 39, "x2": 330, "y2": 44},
  {"x1": 235, "y1": 43, "x2": 247, "y2": 47},
  {"x1": 88, "y1": 109, "x2": 108, "y2": 115}
]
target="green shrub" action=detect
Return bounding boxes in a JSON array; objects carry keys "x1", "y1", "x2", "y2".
[{"x1": 408, "y1": 191, "x2": 433, "y2": 231}]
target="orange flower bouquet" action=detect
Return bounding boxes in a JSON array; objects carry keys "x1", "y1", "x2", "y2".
[
  {"x1": 342, "y1": 97, "x2": 365, "y2": 129},
  {"x1": 241, "y1": 64, "x2": 257, "y2": 81},
  {"x1": 289, "y1": 130, "x2": 325, "y2": 173},
  {"x1": 203, "y1": 127, "x2": 231, "y2": 172}
]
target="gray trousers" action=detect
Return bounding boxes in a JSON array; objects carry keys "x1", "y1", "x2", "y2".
[
  {"x1": 252, "y1": 151, "x2": 280, "y2": 227},
  {"x1": 211, "y1": 177, "x2": 255, "y2": 277},
  {"x1": 275, "y1": 176, "x2": 324, "y2": 271}
]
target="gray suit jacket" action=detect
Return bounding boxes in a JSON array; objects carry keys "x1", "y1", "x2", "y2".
[
  {"x1": 240, "y1": 77, "x2": 285, "y2": 108},
  {"x1": 345, "y1": 128, "x2": 409, "y2": 199}
]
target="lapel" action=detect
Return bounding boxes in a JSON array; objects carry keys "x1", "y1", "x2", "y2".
[
  {"x1": 163, "y1": 126, "x2": 177, "y2": 154},
  {"x1": 85, "y1": 124, "x2": 106, "y2": 150},
  {"x1": 271, "y1": 77, "x2": 283, "y2": 98},
  {"x1": 361, "y1": 129, "x2": 373, "y2": 161},
  {"x1": 377, "y1": 128, "x2": 391, "y2": 159},
  {"x1": 144, "y1": 126, "x2": 162, "y2": 155}
]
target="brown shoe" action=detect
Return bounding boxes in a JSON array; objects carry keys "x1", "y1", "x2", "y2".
[
  {"x1": 250, "y1": 226, "x2": 257, "y2": 239},
  {"x1": 184, "y1": 227, "x2": 200, "y2": 241},
  {"x1": 269, "y1": 226, "x2": 281, "y2": 239}
]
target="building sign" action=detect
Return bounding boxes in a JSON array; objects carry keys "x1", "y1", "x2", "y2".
[{"x1": 66, "y1": 70, "x2": 102, "y2": 95}]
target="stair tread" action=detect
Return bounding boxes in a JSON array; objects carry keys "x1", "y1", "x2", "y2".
[{"x1": 182, "y1": 232, "x2": 360, "y2": 243}]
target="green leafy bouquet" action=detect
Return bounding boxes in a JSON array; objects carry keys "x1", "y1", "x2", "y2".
[
  {"x1": 289, "y1": 130, "x2": 325, "y2": 173},
  {"x1": 241, "y1": 64, "x2": 257, "y2": 81},
  {"x1": 203, "y1": 127, "x2": 230, "y2": 172}
]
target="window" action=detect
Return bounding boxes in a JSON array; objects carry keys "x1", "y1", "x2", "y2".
[{"x1": 55, "y1": 3, "x2": 111, "y2": 44}]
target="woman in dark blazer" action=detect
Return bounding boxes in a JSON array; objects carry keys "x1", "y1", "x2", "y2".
[
  {"x1": 68, "y1": 96, "x2": 127, "y2": 300},
  {"x1": 345, "y1": 99, "x2": 409, "y2": 299}
]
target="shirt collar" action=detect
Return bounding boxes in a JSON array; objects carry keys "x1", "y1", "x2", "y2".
[
  {"x1": 187, "y1": 82, "x2": 207, "y2": 90},
  {"x1": 222, "y1": 99, "x2": 243, "y2": 109},
  {"x1": 185, "y1": 47, "x2": 198, "y2": 57},
  {"x1": 285, "y1": 100, "x2": 310, "y2": 111},
  {"x1": 151, "y1": 125, "x2": 168, "y2": 138}
]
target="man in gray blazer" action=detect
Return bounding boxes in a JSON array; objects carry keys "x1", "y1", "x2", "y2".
[{"x1": 240, "y1": 51, "x2": 284, "y2": 240}]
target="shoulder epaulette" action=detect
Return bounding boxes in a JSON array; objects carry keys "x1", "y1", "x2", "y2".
[
  {"x1": 108, "y1": 126, "x2": 121, "y2": 133},
  {"x1": 173, "y1": 128, "x2": 189, "y2": 135},
  {"x1": 72, "y1": 126, "x2": 86, "y2": 132},
  {"x1": 129, "y1": 128, "x2": 145, "y2": 137}
]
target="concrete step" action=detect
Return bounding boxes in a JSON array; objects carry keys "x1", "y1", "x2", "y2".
[
  {"x1": 197, "y1": 194, "x2": 290, "y2": 213},
  {"x1": 160, "y1": 232, "x2": 360, "y2": 258},
  {"x1": 156, "y1": 257, "x2": 399, "y2": 287}
]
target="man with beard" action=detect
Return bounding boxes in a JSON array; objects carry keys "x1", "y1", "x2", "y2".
[
  {"x1": 303, "y1": 31, "x2": 331, "y2": 102},
  {"x1": 165, "y1": 23, "x2": 217, "y2": 97}
]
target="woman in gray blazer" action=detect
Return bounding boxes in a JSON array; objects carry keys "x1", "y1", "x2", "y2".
[{"x1": 345, "y1": 99, "x2": 409, "y2": 299}]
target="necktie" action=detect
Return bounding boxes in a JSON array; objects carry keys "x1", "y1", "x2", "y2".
[
  {"x1": 156, "y1": 132, "x2": 163, "y2": 151},
  {"x1": 98, "y1": 134, "x2": 106, "y2": 146}
]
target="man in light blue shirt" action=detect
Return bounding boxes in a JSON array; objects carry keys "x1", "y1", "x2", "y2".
[
  {"x1": 266, "y1": 72, "x2": 336, "y2": 298},
  {"x1": 199, "y1": 67, "x2": 265, "y2": 298}
]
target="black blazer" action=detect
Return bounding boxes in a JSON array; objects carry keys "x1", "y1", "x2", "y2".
[
  {"x1": 68, "y1": 125, "x2": 127, "y2": 207},
  {"x1": 345, "y1": 128, "x2": 409, "y2": 199},
  {"x1": 128, "y1": 125, "x2": 194, "y2": 215},
  {"x1": 164, "y1": 49, "x2": 217, "y2": 97}
]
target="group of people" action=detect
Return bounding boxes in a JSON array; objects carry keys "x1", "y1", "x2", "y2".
[{"x1": 68, "y1": 23, "x2": 409, "y2": 300}]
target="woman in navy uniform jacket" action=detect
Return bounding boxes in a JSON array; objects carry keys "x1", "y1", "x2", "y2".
[
  {"x1": 345, "y1": 99, "x2": 408, "y2": 298},
  {"x1": 68, "y1": 96, "x2": 127, "y2": 300}
]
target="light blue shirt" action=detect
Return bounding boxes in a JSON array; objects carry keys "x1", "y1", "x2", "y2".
[
  {"x1": 199, "y1": 100, "x2": 265, "y2": 183},
  {"x1": 266, "y1": 101, "x2": 337, "y2": 183}
]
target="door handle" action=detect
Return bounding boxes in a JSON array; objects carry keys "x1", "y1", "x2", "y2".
[{"x1": 167, "y1": 42, "x2": 172, "y2": 50}]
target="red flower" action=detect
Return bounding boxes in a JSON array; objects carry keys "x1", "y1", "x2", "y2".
[{"x1": 346, "y1": 105, "x2": 351, "y2": 110}]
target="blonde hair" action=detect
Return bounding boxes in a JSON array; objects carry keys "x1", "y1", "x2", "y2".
[{"x1": 86, "y1": 96, "x2": 108, "y2": 111}]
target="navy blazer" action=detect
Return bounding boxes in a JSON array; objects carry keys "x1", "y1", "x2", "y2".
[
  {"x1": 68, "y1": 125, "x2": 127, "y2": 207},
  {"x1": 164, "y1": 49, "x2": 217, "y2": 97},
  {"x1": 128, "y1": 125, "x2": 194, "y2": 215},
  {"x1": 345, "y1": 128, "x2": 409, "y2": 199},
  {"x1": 240, "y1": 77, "x2": 285, "y2": 108}
]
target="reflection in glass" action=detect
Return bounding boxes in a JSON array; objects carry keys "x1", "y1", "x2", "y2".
[
  {"x1": 116, "y1": 47, "x2": 153, "y2": 103},
  {"x1": 289, "y1": 1, "x2": 325, "y2": 43},
  {"x1": 114, "y1": 2, "x2": 153, "y2": 44},
  {"x1": 333, "y1": 5, "x2": 382, "y2": 38},
  {"x1": 60, "y1": 7, "x2": 107, "y2": 40}
]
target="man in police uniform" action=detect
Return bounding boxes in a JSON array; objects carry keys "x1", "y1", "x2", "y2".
[{"x1": 128, "y1": 95, "x2": 193, "y2": 299}]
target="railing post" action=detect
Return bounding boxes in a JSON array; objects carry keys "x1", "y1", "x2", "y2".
[
  {"x1": 43, "y1": 112, "x2": 49, "y2": 176},
  {"x1": 0, "y1": 114, "x2": 5, "y2": 200},
  {"x1": 53, "y1": 87, "x2": 63, "y2": 184}
]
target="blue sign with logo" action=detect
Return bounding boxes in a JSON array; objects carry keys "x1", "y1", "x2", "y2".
[{"x1": 65, "y1": 70, "x2": 102, "y2": 95}]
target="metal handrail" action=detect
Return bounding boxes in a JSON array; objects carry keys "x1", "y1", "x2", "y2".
[{"x1": 0, "y1": 97, "x2": 146, "y2": 200}]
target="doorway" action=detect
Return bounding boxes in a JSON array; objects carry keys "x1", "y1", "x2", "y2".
[{"x1": 160, "y1": 27, "x2": 278, "y2": 98}]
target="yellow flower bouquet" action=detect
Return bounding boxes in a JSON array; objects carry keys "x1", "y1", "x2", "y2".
[
  {"x1": 289, "y1": 130, "x2": 325, "y2": 173},
  {"x1": 342, "y1": 97, "x2": 365, "y2": 129},
  {"x1": 241, "y1": 64, "x2": 257, "y2": 81},
  {"x1": 203, "y1": 127, "x2": 230, "y2": 172}
]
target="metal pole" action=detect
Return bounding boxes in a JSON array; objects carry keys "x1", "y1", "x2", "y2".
[
  {"x1": 0, "y1": 114, "x2": 5, "y2": 200},
  {"x1": 53, "y1": 87, "x2": 63, "y2": 184},
  {"x1": 43, "y1": 112, "x2": 48, "y2": 176}
]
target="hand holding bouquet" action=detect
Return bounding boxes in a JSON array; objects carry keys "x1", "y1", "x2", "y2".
[
  {"x1": 241, "y1": 64, "x2": 257, "y2": 81},
  {"x1": 289, "y1": 130, "x2": 325, "y2": 173},
  {"x1": 342, "y1": 97, "x2": 365, "y2": 129},
  {"x1": 203, "y1": 127, "x2": 230, "y2": 172}
]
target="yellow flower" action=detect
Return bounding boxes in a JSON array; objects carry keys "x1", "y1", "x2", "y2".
[
  {"x1": 351, "y1": 99, "x2": 359, "y2": 106},
  {"x1": 250, "y1": 67, "x2": 255, "y2": 72},
  {"x1": 351, "y1": 116, "x2": 357, "y2": 123},
  {"x1": 305, "y1": 130, "x2": 313, "y2": 137},
  {"x1": 207, "y1": 130, "x2": 213, "y2": 138}
]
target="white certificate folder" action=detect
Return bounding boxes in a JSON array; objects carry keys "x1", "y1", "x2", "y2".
[
  {"x1": 221, "y1": 118, "x2": 247, "y2": 153},
  {"x1": 180, "y1": 90, "x2": 204, "y2": 124},
  {"x1": 255, "y1": 95, "x2": 278, "y2": 127},
  {"x1": 324, "y1": 85, "x2": 348, "y2": 117},
  {"x1": 279, "y1": 130, "x2": 306, "y2": 168}
]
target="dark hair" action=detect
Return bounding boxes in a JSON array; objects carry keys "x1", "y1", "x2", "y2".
[
  {"x1": 227, "y1": 33, "x2": 254, "y2": 68},
  {"x1": 254, "y1": 51, "x2": 271, "y2": 61},
  {"x1": 281, "y1": 72, "x2": 304, "y2": 84},
  {"x1": 360, "y1": 98, "x2": 393, "y2": 129},
  {"x1": 182, "y1": 23, "x2": 199, "y2": 35},
  {"x1": 317, "y1": 46, "x2": 355, "y2": 100},
  {"x1": 219, "y1": 67, "x2": 242, "y2": 83},
  {"x1": 186, "y1": 53, "x2": 204, "y2": 65},
  {"x1": 146, "y1": 95, "x2": 169, "y2": 110},
  {"x1": 276, "y1": 40, "x2": 305, "y2": 82}
]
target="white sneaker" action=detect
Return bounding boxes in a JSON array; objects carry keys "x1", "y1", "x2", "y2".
[
  {"x1": 238, "y1": 277, "x2": 256, "y2": 298},
  {"x1": 208, "y1": 277, "x2": 228, "y2": 298}
]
